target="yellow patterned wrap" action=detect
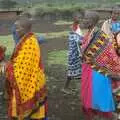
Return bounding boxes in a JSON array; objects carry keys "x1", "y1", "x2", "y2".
[
  {"x1": 7, "y1": 33, "x2": 47, "y2": 119},
  {"x1": 13, "y1": 34, "x2": 45, "y2": 103}
]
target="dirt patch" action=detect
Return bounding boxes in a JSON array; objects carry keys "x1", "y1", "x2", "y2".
[
  {"x1": 45, "y1": 64, "x2": 82, "y2": 120},
  {"x1": 32, "y1": 20, "x2": 70, "y2": 33},
  {"x1": 41, "y1": 37, "x2": 67, "y2": 64}
]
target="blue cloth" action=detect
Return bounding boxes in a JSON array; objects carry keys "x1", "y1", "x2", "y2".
[
  {"x1": 11, "y1": 24, "x2": 20, "y2": 45},
  {"x1": 111, "y1": 21, "x2": 120, "y2": 33},
  {"x1": 92, "y1": 70, "x2": 115, "y2": 112},
  {"x1": 38, "y1": 36, "x2": 46, "y2": 44},
  {"x1": 44, "y1": 118, "x2": 48, "y2": 120},
  {"x1": 68, "y1": 32, "x2": 83, "y2": 77}
]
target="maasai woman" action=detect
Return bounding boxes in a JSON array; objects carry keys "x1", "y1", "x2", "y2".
[
  {"x1": 11, "y1": 12, "x2": 33, "y2": 46},
  {"x1": 101, "y1": 7, "x2": 120, "y2": 40},
  {"x1": 81, "y1": 11, "x2": 115, "y2": 120},
  {"x1": 6, "y1": 18, "x2": 47, "y2": 120},
  {"x1": 63, "y1": 17, "x2": 83, "y2": 92}
]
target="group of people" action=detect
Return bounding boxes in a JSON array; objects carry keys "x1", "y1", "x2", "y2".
[
  {"x1": 0, "y1": 7, "x2": 120, "y2": 120},
  {"x1": 64, "y1": 8, "x2": 120, "y2": 120}
]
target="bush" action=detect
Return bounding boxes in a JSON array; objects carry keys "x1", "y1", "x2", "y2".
[{"x1": 0, "y1": 0, "x2": 17, "y2": 9}]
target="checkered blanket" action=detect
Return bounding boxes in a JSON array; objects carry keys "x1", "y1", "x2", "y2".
[{"x1": 83, "y1": 30, "x2": 120, "y2": 76}]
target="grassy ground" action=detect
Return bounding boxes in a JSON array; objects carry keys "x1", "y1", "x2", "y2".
[
  {"x1": 47, "y1": 50, "x2": 67, "y2": 66},
  {"x1": 54, "y1": 20, "x2": 72, "y2": 25},
  {"x1": 37, "y1": 31, "x2": 69, "y2": 39}
]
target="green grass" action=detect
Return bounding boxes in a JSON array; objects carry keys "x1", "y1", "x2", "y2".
[
  {"x1": 36, "y1": 31, "x2": 69, "y2": 39},
  {"x1": 54, "y1": 20, "x2": 73, "y2": 25},
  {"x1": 0, "y1": 35, "x2": 14, "y2": 58},
  {"x1": 47, "y1": 50, "x2": 67, "y2": 66}
]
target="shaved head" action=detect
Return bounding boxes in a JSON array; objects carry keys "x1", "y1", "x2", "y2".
[
  {"x1": 15, "y1": 18, "x2": 32, "y2": 38},
  {"x1": 112, "y1": 7, "x2": 120, "y2": 21},
  {"x1": 83, "y1": 11, "x2": 99, "y2": 29},
  {"x1": 16, "y1": 18, "x2": 32, "y2": 31}
]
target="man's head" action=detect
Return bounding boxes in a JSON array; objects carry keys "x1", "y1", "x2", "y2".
[
  {"x1": 15, "y1": 18, "x2": 32, "y2": 38},
  {"x1": 82, "y1": 11, "x2": 99, "y2": 29},
  {"x1": 111, "y1": 7, "x2": 120, "y2": 21}
]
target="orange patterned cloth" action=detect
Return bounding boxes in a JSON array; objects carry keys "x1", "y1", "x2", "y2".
[{"x1": 6, "y1": 32, "x2": 47, "y2": 120}]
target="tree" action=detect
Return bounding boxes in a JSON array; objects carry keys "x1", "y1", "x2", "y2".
[{"x1": 0, "y1": 0, "x2": 17, "y2": 9}]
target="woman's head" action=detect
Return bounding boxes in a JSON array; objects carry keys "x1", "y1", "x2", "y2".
[
  {"x1": 111, "y1": 7, "x2": 120, "y2": 21},
  {"x1": 82, "y1": 11, "x2": 99, "y2": 29},
  {"x1": 72, "y1": 16, "x2": 80, "y2": 31},
  {"x1": 73, "y1": 16, "x2": 79, "y2": 24},
  {"x1": 15, "y1": 18, "x2": 32, "y2": 38}
]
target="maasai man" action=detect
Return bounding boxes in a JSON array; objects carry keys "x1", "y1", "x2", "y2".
[
  {"x1": 101, "y1": 7, "x2": 120, "y2": 41},
  {"x1": 81, "y1": 11, "x2": 115, "y2": 120},
  {"x1": 6, "y1": 18, "x2": 47, "y2": 120},
  {"x1": 63, "y1": 17, "x2": 83, "y2": 93}
]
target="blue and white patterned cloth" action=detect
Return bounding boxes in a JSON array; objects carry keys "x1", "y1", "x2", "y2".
[
  {"x1": 67, "y1": 32, "x2": 83, "y2": 77},
  {"x1": 12, "y1": 24, "x2": 20, "y2": 45}
]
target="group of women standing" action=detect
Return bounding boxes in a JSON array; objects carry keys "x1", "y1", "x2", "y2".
[
  {"x1": 0, "y1": 8, "x2": 120, "y2": 120},
  {"x1": 65, "y1": 8, "x2": 120, "y2": 120}
]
